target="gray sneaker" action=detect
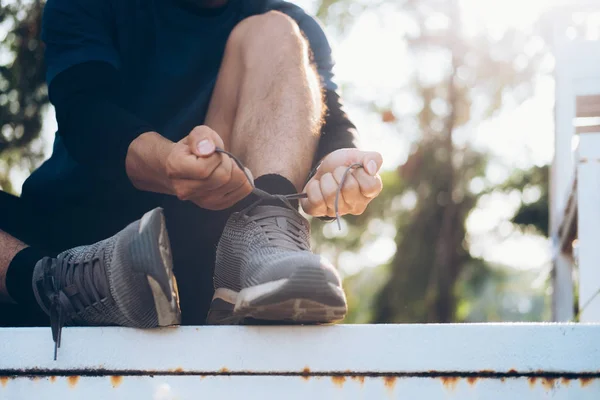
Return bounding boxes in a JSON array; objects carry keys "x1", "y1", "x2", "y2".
[
  {"x1": 206, "y1": 203, "x2": 347, "y2": 325},
  {"x1": 33, "y1": 207, "x2": 181, "y2": 359}
]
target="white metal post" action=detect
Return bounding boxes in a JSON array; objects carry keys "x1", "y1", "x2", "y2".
[
  {"x1": 577, "y1": 133, "x2": 600, "y2": 321},
  {"x1": 550, "y1": 8, "x2": 578, "y2": 321}
]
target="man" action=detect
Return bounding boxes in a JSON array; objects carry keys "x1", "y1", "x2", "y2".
[{"x1": 0, "y1": 0, "x2": 383, "y2": 353}]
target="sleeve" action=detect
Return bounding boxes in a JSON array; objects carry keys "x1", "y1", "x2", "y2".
[
  {"x1": 49, "y1": 62, "x2": 155, "y2": 185},
  {"x1": 42, "y1": 0, "x2": 120, "y2": 85},
  {"x1": 43, "y1": 0, "x2": 154, "y2": 185}
]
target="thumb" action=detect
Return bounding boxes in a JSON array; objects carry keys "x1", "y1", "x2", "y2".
[
  {"x1": 362, "y1": 151, "x2": 383, "y2": 176},
  {"x1": 188, "y1": 126, "x2": 225, "y2": 158}
]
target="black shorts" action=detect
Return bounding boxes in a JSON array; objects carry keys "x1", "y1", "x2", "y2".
[{"x1": 0, "y1": 190, "x2": 231, "y2": 326}]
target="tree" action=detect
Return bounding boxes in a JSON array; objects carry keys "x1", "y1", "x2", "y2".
[
  {"x1": 315, "y1": 0, "x2": 546, "y2": 323},
  {"x1": 0, "y1": 0, "x2": 47, "y2": 193}
]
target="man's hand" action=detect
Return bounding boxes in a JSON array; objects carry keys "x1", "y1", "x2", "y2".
[
  {"x1": 126, "y1": 126, "x2": 253, "y2": 210},
  {"x1": 301, "y1": 148, "x2": 383, "y2": 218},
  {"x1": 165, "y1": 126, "x2": 253, "y2": 210}
]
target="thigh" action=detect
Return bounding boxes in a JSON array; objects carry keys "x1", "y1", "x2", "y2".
[{"x1": 161, "y1": 196, "x2": 229, "y2": 325}]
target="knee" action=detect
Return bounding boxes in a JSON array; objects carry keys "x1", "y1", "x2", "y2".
[{"x1": 228, "y1": 11, "x2": 309, "y2": 66}]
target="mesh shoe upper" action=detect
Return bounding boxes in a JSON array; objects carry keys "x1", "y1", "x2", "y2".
[
  {"x1": 214, "y1": 204, "x2": 341, "y2": 293},
  {"x1": 32, "y1": 209, "x2": 177, "y2": 358}
]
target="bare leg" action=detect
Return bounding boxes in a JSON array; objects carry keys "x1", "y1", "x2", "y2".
[
  {"x1": 0, "y1": 230, "x2": 26, "y2": 303},
  {"x1": 205, "y1": 11, "x2": 324, "y2": 190}
]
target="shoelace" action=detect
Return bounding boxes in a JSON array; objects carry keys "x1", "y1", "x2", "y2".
[
  {"x1": 44, "y1": 254, "x2": 106, "y2": 360},
  {"x1": 247, "y1": 208, "x2": 311, "y2": 251},
  {"x1": 47, "y1": 149, "x2": 360, "y2": 359},
  {"x1": 215, "y1": 147, "x2": 363, "y2": 229}
]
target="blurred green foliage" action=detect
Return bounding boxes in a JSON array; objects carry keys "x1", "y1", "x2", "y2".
[
  {"x1": 0, "y1": 0, "x2": 47, "y2": 193},
  {"x1": 312, "y1": 0, "x2": 551, "y2": 323}
]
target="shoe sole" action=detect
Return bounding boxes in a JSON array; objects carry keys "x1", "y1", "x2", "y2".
[
  {"x1": 131, "y1": 208, "x2": 181, "y2": 327},
  {"x1": 207, "y1": 266, "x2": 347, "y2": 325}
]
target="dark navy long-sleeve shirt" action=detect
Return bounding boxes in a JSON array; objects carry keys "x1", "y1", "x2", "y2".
[{"x1": 22, "y1": 0, "x2": 357, "y2": 213}]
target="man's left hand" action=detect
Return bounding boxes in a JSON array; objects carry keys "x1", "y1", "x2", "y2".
[{"x1": 301, "y1": 149, "x2": 383, "y2": 218}]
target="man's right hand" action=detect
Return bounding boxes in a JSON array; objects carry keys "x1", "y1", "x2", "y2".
[
  {"x1": 166, "y1": 126, "x2": 253, "y2": 210},
  {"x1": 126, "y1": 126, "x2": 254, "y2": 210}
]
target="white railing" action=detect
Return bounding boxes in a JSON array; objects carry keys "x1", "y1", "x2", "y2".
[
  {"x1": 0, "y1": 325, "x2": 599, "y2": 399},
  {"x1": 550, "y1": 1, "x2": 600, "y2": 321}
]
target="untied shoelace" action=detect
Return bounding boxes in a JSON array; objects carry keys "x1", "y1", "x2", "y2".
[
  {"x1": 214, "y1": 147, "x2": 363, "y2": 229},
  {"x1": 49, "y1": 148, "x2": 361, "y2": 360}
]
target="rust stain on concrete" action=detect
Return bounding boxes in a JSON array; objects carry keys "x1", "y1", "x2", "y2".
[
  {"x1": 440, "y1": 376, "x2": 458, "y2": 391},
  {"x1": 528, "y1": 377, "x2": 537, "y2": 388},
  {"x1": 383, "y1": 376, "x2": 397, "y2": 391},
  {"x1": 351, "y1": 376, "x2": 365, "y2": 386},
  {"x1": 110, "y1": 376, "x2": 123, "y2": 388},
  {"x1": 331, "y1": 376, "x2": 346, "y2": 388},
  {"x1": 67, "y1": 376, "x2": 79, "y2": 388},
  {"x1": 301, "y1": 367, "x2": 310, "y2": 381},
  {"x1": 541, "y1": 377, "x2": 556, "y2": 390},
  {"x1": 580, "y1": 377, "x2": 594, "y2": 387}
]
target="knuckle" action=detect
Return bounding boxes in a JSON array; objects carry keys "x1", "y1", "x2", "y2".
[
  {"x1": 165, "y1": 158, "x2": 177, "y2": 177},
  {"x1": 352, "y1": 205, "x2": 366, "y2": 216},
  {"x1": 189, "y1": 126, "x2": 206, "y2": 139},
  {"x1": 175, "y1": 189, "x2": 190, "y2": 201}
]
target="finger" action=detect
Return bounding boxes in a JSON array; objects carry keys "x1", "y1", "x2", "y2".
[
  {"x1": 244, "y1": 168, "x2": 254, "y2": 185},
  {"x1": 171, "y1": 180, "x2": 204, "y2": 201},
  {"x1": 168, "y1": 151, "x2": 223, "y2": 180},
  {"x1": 301, "y1": 179, "x2": 327, "y2": 217},
  {"x1": 332, "y1": 166, "x2": 360, "y2": 214},
  {"x1": 192, "y1": 180, "x2": 252, "y2": 211},
  {"x1": 362, "y1": 152, "x2": 383, "y2": 176},
  {"x1": 188, "y1": 126, "x2": 225, "y2": 158},
  {"x1": 354, "y1": 168, "x2": 383, "y2": 198},
  {"x1": 222, "y1": 179, "x2": 254, "y2": 205},
  {"x1": 200, "y1": 154, "x2": 234, "y2": 191},
  {"x1": 319, "y1": 173, "x2": 339, "y2": 215},
  {"x1": 200, "y1": 167, "x2": 250, "y2": 203},
  {"x1": 229, "y1": 162, "x2": 254, "y2": 192}
]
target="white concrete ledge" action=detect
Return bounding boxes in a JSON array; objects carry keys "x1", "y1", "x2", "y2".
[{"x1": 1, "y1": 324, "x2": 599, "y2": 375}]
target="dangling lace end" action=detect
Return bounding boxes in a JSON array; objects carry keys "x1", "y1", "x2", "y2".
[
  {"x1": 52, "y1": 305, "x2": 64, "y2": 361},
  {"x1": 57, "y1": 307, "x2": 63, "y2": 349},
  {"x1": 334, "y1": 163, "x2": 364, "y2": 231},
  {"x1": 50, "y1": 300, "x2": 59, "y2": 360}
]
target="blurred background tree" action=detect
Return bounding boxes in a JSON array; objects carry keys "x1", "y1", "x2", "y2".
[
  {"x1": 311, "y1": 0, "x2": 552, "y2": 323},
  {"x1": 0, "y1": 0, "x2": 46, "y2": 193},
  {"x1": 1, "y1": 0, "x2": 553, "y2": 323}
]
